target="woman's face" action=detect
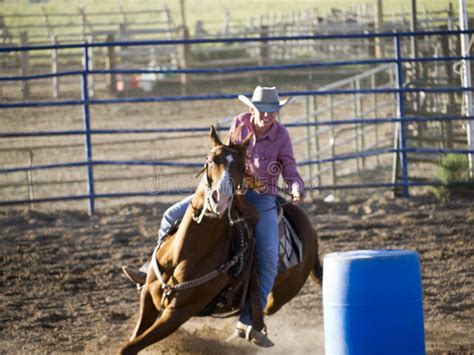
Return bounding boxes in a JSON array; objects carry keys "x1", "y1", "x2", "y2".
[{"x1": 252, "y1": 109, "x2": 279, "y2": 130}]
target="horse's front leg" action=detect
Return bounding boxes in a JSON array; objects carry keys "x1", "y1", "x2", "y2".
[
  {"x1": 129, "y1": 284, "x2": 160, "y2": 342},
  {"x1": 119, "y1": 305, "x2": 192, "y2": 355}
]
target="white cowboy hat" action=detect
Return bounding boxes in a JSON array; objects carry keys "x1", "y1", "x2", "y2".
[{"x1": 238, "y1": 86, "x2": 292, "y2": 113}]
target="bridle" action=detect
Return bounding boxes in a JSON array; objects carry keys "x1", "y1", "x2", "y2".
[{"x1": 192, "y1": 146, "x2": 244, "y2": 224}]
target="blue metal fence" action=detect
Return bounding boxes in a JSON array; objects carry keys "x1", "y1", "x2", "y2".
[{"x1": 0, "y1": 29, "x2": 473, "y2": 213}]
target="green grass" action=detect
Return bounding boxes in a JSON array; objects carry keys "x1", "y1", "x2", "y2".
[
  {"x1": 432, "y1": 153, "x2": 471, "y2": 201},
  {"x1": 3, "y1": 0, "x2": 458, "y2": 37}
]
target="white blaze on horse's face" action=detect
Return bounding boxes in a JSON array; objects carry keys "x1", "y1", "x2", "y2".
[{"x1": 208, "y1": 154, "x2": 234, "y2": 215}]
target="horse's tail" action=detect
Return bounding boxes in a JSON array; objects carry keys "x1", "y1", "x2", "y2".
[{"x1": 310, "y1": 231, "x2": 323, "y2": 286}]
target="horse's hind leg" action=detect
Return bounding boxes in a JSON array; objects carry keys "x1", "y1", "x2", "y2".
[
  {"x1": 310, "y1": 242, "x2": 323, "y2": 286},
  {"x1": 120, "y1": 307, "x2": 191, "y2": 355},
  {"x1": 265, "y1": 277, "x2": 303, "y2": 316},
  {"x1": 129, "y1": 284, "x2": 159, "y2": 341}
]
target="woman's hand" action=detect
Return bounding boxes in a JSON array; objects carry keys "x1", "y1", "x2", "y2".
[{"x1": 291, "y1": 192, "x2": 304, "y2": 203}]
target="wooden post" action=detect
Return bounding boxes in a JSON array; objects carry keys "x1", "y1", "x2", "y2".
[
  {"x1": 410, "y1": 0, "x2": 419, "y2": 88},
  {"x1": 247, "y1": 17, "x2": 254, "y2": 33},
  {"x1": 222, "y1": 7, "x2": 230, "y2": 35},
  {"x1": 328, "y1": 95, "x2": 337, "y2": 187},
  {"x1": 27, "y1": 149, "x2": 35, "y2": 209},
  {"x1": 20, "y1": 31, "x2": 30, "y2": 99},
  {"x1": 371, "y1": 73, "x2": 381, "y2": 165},
  {"x1": 41, "y1": 6, "x2": 53, "y2": 38},
  {"x1": 179, "y1": 0, "x2": 187, "y2": 28},
  {"x1": 356, "y1": 78, "x2": 366, "y2": 169},
  {"x1": 391, "y1": 121, "x2": 401, "y2": 197},
  {"x1": 119, "y1": 4, "x2": 127, "y2": 25},
  {"x1": 163, "y1": 4, "x2": 174, "y2": 39},
  {"x1": 105, "y1": 34, "x2": 117, "y2": 94},
  {"x1": 312, "y1": 94, "x2": 321, "y2": 188},
  {"x1": 305, "y1": 96, "x2": 313, "y2": 181},
  {"x1": 373, "y1": 0, "x2": 384, "y2": 58},
  {"x1": 119, "y1": 22, "x2": 127, "y2": 38},
  {"x1": 352, "y1": 81, "x2": 361, "y2": 173},
  {"x1": 259, "y1": 25, "x2": 270, "y2": 66},
  {"x1": 367, "y1": 22, "x2": 376, "y2": 58},
  {"x1": 440, "y1": 25, "x2": 454, "y2": 148},
  {"x1": 79, "y1": 5, "x2": 87, "y2": 40},
  {"x1": 86, "y1": 35, "x2": 94, "y2": 97},
  {"x1": 179, "y1": 26, "x2": 191, "y2": 95},
  {"x1": 312, "y1": 21, "x2": 319, "y2": 61},
  {"x1": 281, "y1": 14, "x2": 287, "y2": 60},
  {"x1": 51, "y1": 35, "x2": 59, "y2": 98}
]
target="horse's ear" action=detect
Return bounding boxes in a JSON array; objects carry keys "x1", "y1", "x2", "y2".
[
  {"x1": 210, "y1": 125, "x2": 222, "y2": 147},
  {"x1": 240, "y1": 132, "x2": 253, "y2": 150},
  {"x1": 227, "y1": 124, "x2": 240, "y2": 145}
]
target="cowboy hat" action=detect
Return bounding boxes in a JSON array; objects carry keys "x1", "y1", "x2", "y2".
[{"x1": 238, "y1": 86, "x2": 292, "y2": 113}]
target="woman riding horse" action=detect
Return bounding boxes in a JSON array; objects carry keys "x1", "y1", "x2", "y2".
[{"x1": 122, "y1": 86, "x2": 306, "y2": 347}]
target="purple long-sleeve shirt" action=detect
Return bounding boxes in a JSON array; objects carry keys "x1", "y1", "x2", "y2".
[{"x1": 228, "y1": 112, "x2": 304, "y2": 196}]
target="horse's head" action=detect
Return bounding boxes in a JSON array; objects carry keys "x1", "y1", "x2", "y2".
[{"x1": 197, "y1": 125, "x2": 251, "y2": 218}]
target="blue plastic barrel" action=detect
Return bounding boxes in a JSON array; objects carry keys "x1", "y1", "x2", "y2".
[{"x1": 323, "y1": 250, "x2": 425, "y2": 355}]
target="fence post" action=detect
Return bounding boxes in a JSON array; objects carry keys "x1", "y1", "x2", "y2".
[
  {"x1": 82, "y1": 41, "x2": 95, "y2": 214},
  {"x1": 459, "y1": 0, "x2": 474, "y2": 177},
  {"x1": 439, "y1": 26, "x2": 454, "y2": 148},
  {"x1": 86, "y1": 35, "x2": 94, "y2": 97},
  {"x1": 352, "y1": 81, "x2": 361, "y2": 173},
  {"x1": 40, "y1": 6, "x2": 53, "y2": 39},
  {"x1": 328, "y1": 95, "x2": 337, "y2": 187},
  {"x1": 312, "y1": 94, "x2": 321, "y2": 188},
  {"x1": 371, "y1": 73, "x2": 381, "y2": 165},
  {"x1": 20, "y1": 31, "x2": 30, "y2": 99},
  {"x1": 373, "y1": 0, "x2": 384, "y2": 58},
  {"x1": 359, "y1": 78, "x2": 366, "y2": 168},
  {"x1": 281, "y1": 14, "x2": 288, "y2": 60},
  {"x1": 79, "y1": 5, "x2": 87, "y2": 40},
  {"x1": 179, "y1": 26, "x2": 191, "y2": 95},
  {"x1": 105, "y1": 34, "x2": 117, "y2": 95},
  {"x1": 51, "y1": 35, "x2": 59, "y2": 98},
  {"x1": 394, "y1": 35, "x2": 410, "y2": 198},
  {"x1": 163, "y1": 4, "x2": 174, "y2": 38},
  {"x1": 304, "y1": 96, "x2": 313, "y2": 181},
  {"x1": 259, "y1": 25, "x2": 270, "y2": 66},
  {"x1": 391, "y1": 119, "x2": 401, "y2": 196},
  {"x1": 27, "y1": 149, "x2": 35, "y2": 209}
]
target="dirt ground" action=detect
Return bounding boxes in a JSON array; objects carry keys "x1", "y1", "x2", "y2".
[{"x1": 1, "y1": 191, "x2": 473, "y2": 354}]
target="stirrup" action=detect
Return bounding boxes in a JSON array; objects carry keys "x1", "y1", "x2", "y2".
[{"x1": 233, "y1": 321, "x2": 274, "y2": 348}]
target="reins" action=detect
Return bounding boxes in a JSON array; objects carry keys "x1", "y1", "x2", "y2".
[
  {"x1": 151, "y1": 211, "x2": 249, "y2": 309},
  {"x1": 228, "y1": 195, "x2": 291, "y2": 226},
  {"x1": 150, "y1": 193, "x2": 290, "y2": 308}
]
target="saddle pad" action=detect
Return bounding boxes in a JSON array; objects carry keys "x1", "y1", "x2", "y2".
[{"x1": 278, "y1": 215, "x2": 303, "y2": 272}]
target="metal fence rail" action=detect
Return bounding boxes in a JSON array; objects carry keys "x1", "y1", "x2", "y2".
[{"x1": 0, "y1": 29, "x2": 473, "y2": 213}]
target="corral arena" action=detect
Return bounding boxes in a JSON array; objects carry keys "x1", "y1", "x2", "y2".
[{"x1": 1, "y1": 86, "x2": 473, "y2": 354}]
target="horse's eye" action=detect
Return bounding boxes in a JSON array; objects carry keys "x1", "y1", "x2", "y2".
[{"x1": 214, "y1": 156, "x2": 224, "y2": 164}]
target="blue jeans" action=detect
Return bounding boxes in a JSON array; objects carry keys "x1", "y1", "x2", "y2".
[
  {"x1": 158, "y1": 194, "x2": 194, "y2": 241},
  {"x1": 157, "y1": 190, "x2": 278, "y2": 327},
  {"x1": 239, "y1": 189, "x2": 278, "y2": 326}
]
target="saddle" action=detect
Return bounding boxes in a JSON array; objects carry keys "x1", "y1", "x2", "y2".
[{"x1": 277, "y1": 196, "x2": 303, "y2": 273}]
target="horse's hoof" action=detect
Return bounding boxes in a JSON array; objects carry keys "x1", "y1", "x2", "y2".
[{"x1": 119, "y1": 345, "x2": 137, "y2": 355}]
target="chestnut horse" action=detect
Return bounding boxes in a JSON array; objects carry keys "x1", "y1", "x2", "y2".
[{"x1": 120, "y1": 126, "x2": 322, "y2": 354}]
